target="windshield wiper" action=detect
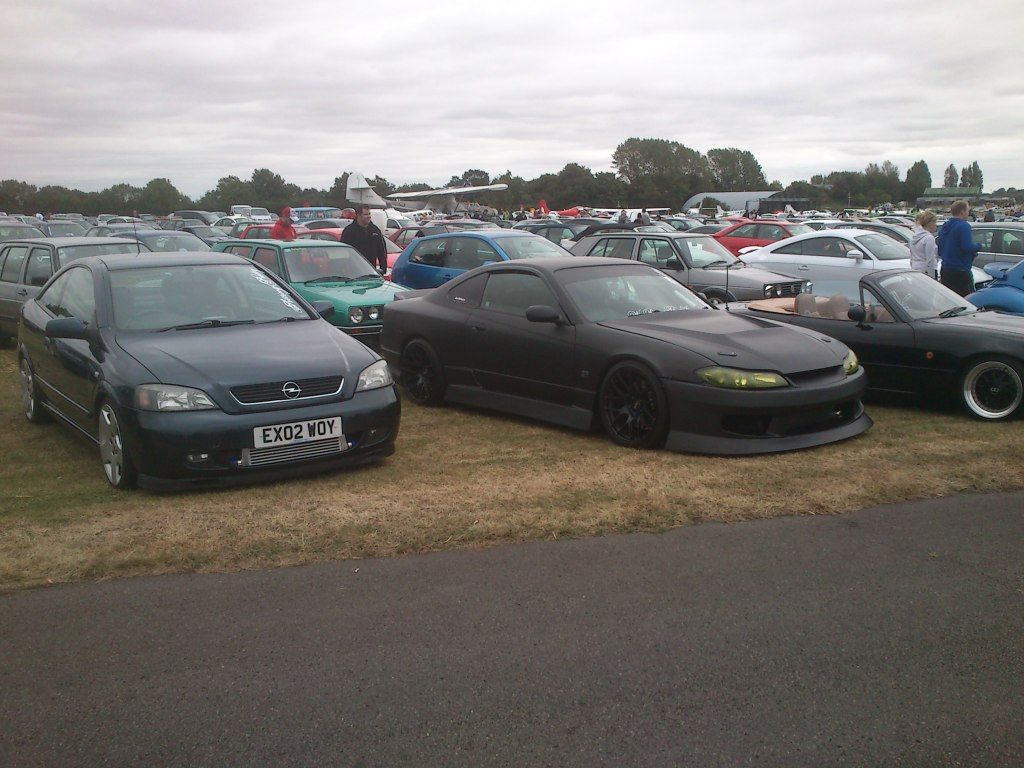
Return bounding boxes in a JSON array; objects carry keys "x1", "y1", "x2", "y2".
[
  {"x1": 304, "y1": 275, "x2": 353, "y2": 284},
  {"x1": 351, "y1": 273, "x2": 383, "y2": 281},
  {"x1": 159, "y1": 319, "x2": 255, "y2": 332},
  {"x1": 938, "y1": 306, "x2": 969, "y2": 318},
  {"x1": 256, "y1": 316, "x2": 305, "y2": 324}
]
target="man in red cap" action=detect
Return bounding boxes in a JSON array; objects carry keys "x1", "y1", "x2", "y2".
[{"x1": 269, "y1": 207, "x2": 297, "y2": 240}]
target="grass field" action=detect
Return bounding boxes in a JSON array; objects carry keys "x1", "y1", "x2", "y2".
[{"x1": 1, "y1": 344, "x2": 1021, "y2": 591}]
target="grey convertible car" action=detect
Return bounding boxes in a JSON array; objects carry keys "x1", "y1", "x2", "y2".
[{"x1": 569, "y1": 231, "x2": 810, "y2": 304}]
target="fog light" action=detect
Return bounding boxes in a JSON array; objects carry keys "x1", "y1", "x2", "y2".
[{"x1": 187, "y1": 452, "x2": 210, "y2": 463}]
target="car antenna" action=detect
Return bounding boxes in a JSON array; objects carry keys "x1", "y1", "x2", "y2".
[
  {"x1": 132, "y1": 216, "x2": 141, "y2": 255},
  {"x1": 724, "y1": 260, "x2": 732, "y2": 312}
]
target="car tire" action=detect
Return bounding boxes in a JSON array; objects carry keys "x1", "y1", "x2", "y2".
[
  {"x1": 19, "y1": 355, "x2": 49, "y2": 424},
  {"x1": 97, "y1": 399, "x2": 137, "y2": 489},
  {"x1": 400, "y1": 339, "x2": 446, "y2": 405},
  {"x1": 598, "y1": 361, "x2": 670, "y2": 449},
  {"x1": 959, "y1": 357, "x2": 1024, "y2": 421}
]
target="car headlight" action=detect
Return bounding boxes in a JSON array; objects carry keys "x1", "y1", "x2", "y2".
[
  {"x1": 356, "y1": 359, "x2": 393, "y2": 391},
  {"x1": 764, "y1": 285, "x2": 776, "y2": 297},
  {"x1": 348, "y1": 307, "x2": 364, "y2": 324},
  {"x1": 843, "y1": 350, "x2": 859, "y2": 375},
  {"x1": 367, "y1": 305, "x2": 381, "y2": 322},
  {"x1": 135, "y1": 384, "x2": 217, "y2": 411},
  {"x1": 698, "y1": 367, "x2": 788, "y2": 389},
  {"x1": 803, "y1": 281, "x2": 813, "y2": 294}
]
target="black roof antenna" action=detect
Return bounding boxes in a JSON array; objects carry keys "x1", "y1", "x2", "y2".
[{"x1": 131, "y1": 216, "x2": 141, "y2": 255}]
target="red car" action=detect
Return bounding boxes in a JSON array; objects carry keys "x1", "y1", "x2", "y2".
[
  {"x1": 713, "y1": 219, "x2": 814, "y2": 255},
  {"x1": 239, "y1": 223, "x2": 310, "y2": 239},
  {"x1": 300, "y1": 227, "x2": 403, "y2": 279}
]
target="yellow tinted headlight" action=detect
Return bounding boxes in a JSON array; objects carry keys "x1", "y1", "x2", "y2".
[
  {"x1": 698, "y1": 367, "x2": 788, "y2": 389},
  {"x1": 843, "y1": 350, "x2": 859, "y2": 375}
]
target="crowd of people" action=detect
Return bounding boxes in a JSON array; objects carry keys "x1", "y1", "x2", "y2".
[{"x1": 909, "y1": 200, "x2": 984, "y2": 296}]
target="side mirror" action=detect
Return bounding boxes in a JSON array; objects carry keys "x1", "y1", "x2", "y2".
[
  {"x1": 664, "y1": 257, "x2": 683, "y2": 269},
  {"x1": 525, "y1": 305, "x2": 563, "y2": 324},
  {"x1": 311, "y1": 300, "x2": 335, "y2": 319},
  {"x1": 847, "y1": 249, "x2": 864, "y2": 261},
  {"x1": 45, "y1": 317, "x2": 91, "y2": 340},
  {"x1": 847, "y1": 305, "x2": 867, "y2": 323}
]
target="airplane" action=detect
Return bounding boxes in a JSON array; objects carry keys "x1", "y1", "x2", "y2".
[{"x1": 346, "y1": 172, "x2": 508, "y2": 215}]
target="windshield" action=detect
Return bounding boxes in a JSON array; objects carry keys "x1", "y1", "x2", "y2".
[
  {"x1": 281, "y1": 244, "x2": 377, "y2": 282},
  {"x1": 139, "y1": 233, "x2": 211, "y2": 252},
  {"x1": 47, "y1": 223, "x2": 85, "y2": 236},
  {"x1": 0, "y1": 224, "x2": 43, "y2": 237},
  {"x1": 875, "y1": 271, "x2": 976, "y2": 320},
  {"x1": 58, "y1": 243, "x2": 144, "y2": 264},
  {"x1": 188, "y1": 226, "x2": 220, "y2": 238},
  {"x1": 496, "y1": 235, "x2": 568, "y2": 259},
  {"x1": 786, "y1": 224, "x2": 813, "y2": 236},
  {"x1": 676, "y1": 236, "x2": 738, "y2": 267},
  {"x1": 560, "y1": 265, "x2": 706, "y2": 322},
  {"x1": 855, "y1": 233, "x2": 909, "y2": 260},
  {"x1": 250, "y1": 208, "x2": 270, "y2": 217},
  {"x1": 110, "y1": 264, "x2": 311, "y2": 331}
]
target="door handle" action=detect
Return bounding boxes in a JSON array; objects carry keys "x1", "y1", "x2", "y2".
[
  {"x1": 797, "y1": 265, "x2": 810, "y2": 271},
  {"x1": 16, "y1": 289, "x2": 28, "y2": 296}
]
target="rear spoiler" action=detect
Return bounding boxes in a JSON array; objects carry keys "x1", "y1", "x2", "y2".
[{"x1": 393, "y1": 289, "x2": 432, "y2": 301}]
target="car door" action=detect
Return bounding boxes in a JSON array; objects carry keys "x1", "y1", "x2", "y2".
[
  {"x1": 0, "y1": 244, "x2": 30, "y2": 334},
  {"x1": 715, "y1": 223, "x2": 759, "y2": 254},
  {"x1": 402, "y1": 236, "x2": 457, "y2": 288},
  {"x1": 755, "y1": 223, "x2": 788, "y2": 246},
  {"x1": 465, "y1": 270, "x2": 576, "y2": 404}
]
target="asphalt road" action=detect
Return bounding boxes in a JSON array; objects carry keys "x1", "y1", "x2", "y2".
[{"x1": 2, "y1": 492, "x2": 1022, "y2": 767}]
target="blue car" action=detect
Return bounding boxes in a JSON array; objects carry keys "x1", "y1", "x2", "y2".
[
  {"x1": 966, "y1": 262, "x2": 1024, "y2": 315},
  {"x1": 390, "y1": 230, "x2": 568, "y2": 289}
]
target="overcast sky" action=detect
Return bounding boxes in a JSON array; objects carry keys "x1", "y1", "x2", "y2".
[{"x1": 3, "y1": 0, "x2": 1022, "y2": 198}]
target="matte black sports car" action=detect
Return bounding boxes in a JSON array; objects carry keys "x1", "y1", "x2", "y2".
[
  {"x1": 18, "y1": 252, "x2": 400, "y2": 489},
  {"x1": 731, "y1": 268, "x2": 1024, "y2": 420},
  {"x1": 380, "y1": 257, "x2": 871, "y2": 455}
]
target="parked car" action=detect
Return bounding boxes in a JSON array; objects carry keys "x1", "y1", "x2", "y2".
[
  {"x1": 568, "y1": 231, "x2": 809, "y2": 304},
  {"x1": 713, "y1": 220, "x2": 815, "y2": 255},
  {"x1": 213, "y1": 239, "x2": 408, "y2": 346},
  {"x1": 17, "y1": 252, "x2": 400, "y2": 488},
  {"x1": 830, "y1": 221, "x2": 913, "y2": 244},
  {"x1": 0, "y1": 237, "x2": 147, "y2": 341},
  {"x1": 117, "y1": 230, "x2": 211, "y2": 252},
  {"x1": 35, "y1": 221, "x2": 87, "y2": 237},
  {"x1": 732, "y1": 268, "x2": 1024, "y2": 421},
  {"x1": 1, "y1": 222, "x2": 45, "y2": 242},
  {"x1": 970, "y1": 222, "x2": 1024, "y2": 268},
  {"x1": 391, "y1": 230, "x2": 568, "y2": 289},
  {"x1": 85, "y1": 223, "x2": 143, "y2": 237},
  {"x1": 661, "y1": 217, "x2": 705, "y2": 231},
  {"x1": 688, "y1": 223, "x2": 729, "y2": 234},
  {"x1": 390, "y1": 220, "x2": 490, "y2": 248},
  {"x1": 740, "y1": 229, "x2": 991, "y2": 295},
  {"x1": 966, "y1": 261, "x2": 1024, "y2": 315},
  {"x1": 381, "y1": 257, "x2": 870, "y2": 453},
  {"x1": 299, "y1": 228, "x2": 404, "y2": 278},
  {"x1": 180, "y1": 224, "x2": 232, "y2": 246},
  {"x1": 162, "y1": 218, "x2": 206, "y2": 231},
  {"x1": 225, "y1": 219, "x2": 257, "y2": 237},
  {"x1": 170, "y1": 210, "x2": 218, "y2": 225},
  {"x1": 240, "y1": 223, "x2": 310, "y2": 239},
  {"x1": 303, "y1": 219, "x2": 353, "y2": 230}
]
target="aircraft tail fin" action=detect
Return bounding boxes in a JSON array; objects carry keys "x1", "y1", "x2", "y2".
[{"x1": 346, "y1": 172, "x2": 389, "y2": 208}]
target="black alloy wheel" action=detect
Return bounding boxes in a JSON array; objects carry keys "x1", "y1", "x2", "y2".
[
  {"x1": 960, "y1": 357, "x2": 1024, "y2": 421},
  {"x1": 400, "y1": 339, "x2": 446, "y2": 405},
  {"x1": 599, "y1": 361, "x2": 670, "y2": 449}
]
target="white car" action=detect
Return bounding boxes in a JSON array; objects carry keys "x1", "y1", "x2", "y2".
[{"x1": 740, "y1": 229, "x2": 991, "y2": 297}]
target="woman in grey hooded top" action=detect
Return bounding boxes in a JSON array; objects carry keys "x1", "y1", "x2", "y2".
[{"x1": 909, "y1": 210, "x2": 938, "y2": 278}]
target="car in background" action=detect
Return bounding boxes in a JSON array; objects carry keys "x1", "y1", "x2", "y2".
[
  {"x1": 740, "y1": 229, "x2": 991, "y2": 294},
  {"x1": 0, "y1": 238, "x2": 147, "y2": 341},
  {"x1": 830, "y1": 221, "x2": 913, "y2": 244},
  {"x1": 1, "y1": 222, "x2": 45, "y2": 242},
  {"x1": 733, "y1": 268, "x2": 1024, "y2": 421},
  {"x1": 970, "y1": 222, "x2": 1024, "y2": 268},
  {"x1": 661, "y1": 217, "x2": 705, "y2": 231},
  {"x1": 104, "y1": 217, "x2": 145, "y2": 225},
  {"x1": 85, "y1": 223, "x2": 144, "y2": 237},
  {"x1": 229, "y1": 205, "x2": 274, "y2": 222},
  {"x1": 569, "y1": 231, "x2": 808, "y2": 304},
  {"x1": 390, "y1": 220, "x2": 491, "y2": 248},
  {"x1": 117, "y1": 230, "x2": 212, "y2": 252},
  {"x1": 510, "y1": 221, "x2": 594, "y2": 246},
  {"x1": 713, "y1": 220, "x2": 815, "y2": 255},
  {"x1": 391, "y1": 230, "x2": 568, "y2": 289},
  {"x1": 224, "y1": 219, "x2": 257, "y2": 237},
  {"x1": 967, "y1": 261, "x2": 1024, "y2": 315},
  {"x1": 688, "y1": 223, "x2": 729, "y2": 234},
  {"x1": 162, "y1": 218, "x2": 206, "y2": 231},
  {"x1": 381, "y1": 257, "x2": 869, "y2": 454},
  {"x1": 35, "y1": 221, "x2": 88, "y2": 237},
  {"x1": 299, "y1": 228, "x2": 404, "y2": 278},
  {"x1": 873, "y1": 216, "x2": 914, "y2": 228},
  {"x1": 240, "y1": 223, "x2": 311, "y2": 240},
  {"x1": 171, "y1": 210, "x2": 218, "y2": 225},
  {"x1": 213, "y1": 239, "x2": 408, "y2": 346},
  {"x1": 180, "y1": 224, "x2": 233, "y2": 246},
  {"x1": 303, "y1": 218, "x2": 353, "y2": 230},
  {"x1": 17, "y1": 252, "x2": 400, "y2": 488}
]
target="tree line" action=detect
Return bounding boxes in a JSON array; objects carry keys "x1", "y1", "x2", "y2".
[{"x1": 0, "y1": 137, "x2": 1012, "y2": 216}]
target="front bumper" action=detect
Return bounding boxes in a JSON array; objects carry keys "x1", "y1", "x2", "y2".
[
  {"x1": 662, "y1": 368, "x2": 871, "y2": 455},
  {"x1": 120, "y1": 386, "x2": 401, "y2": 489}
]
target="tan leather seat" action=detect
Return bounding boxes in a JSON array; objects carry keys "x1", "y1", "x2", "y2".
[
  {"x1": 795, "y1": 293, "x2": 817, "y2": 316},
  {"x1": 825, "y1": 294, "x2": 851, "y2": 320}
]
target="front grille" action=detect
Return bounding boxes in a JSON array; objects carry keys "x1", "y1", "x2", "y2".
[
  {"x1": 786, "y1": 365, "x2": 844, "y2": 386},
  {"x1": 231, "y1": 376, "x2": 343, "y2": 404},
  {"x1": 242, "y1": 436, "x2": 345, "y2": 467},
  {"x1": 775, "y1": 282, "x2": 805, "y2": 297}
]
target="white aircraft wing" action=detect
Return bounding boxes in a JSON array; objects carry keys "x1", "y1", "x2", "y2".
[{"x1": 388, "y1": 183, "x2": 508, "y2": 200}]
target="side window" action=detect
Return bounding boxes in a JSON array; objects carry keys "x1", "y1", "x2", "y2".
[
  {"x1": 729, "y1": 224, "x2": 758, "y2": 238},
  {"x1": 774, "y1": 240, "x2": 804, "y2": 255},
  {"x1": 545, "y1": 227, "x2": 572, "y2": 243},
  {"x1": 757, "y1": 224, "x2": 786, "y2": 240},
  {"x1": 972, "y1": 229, "x2": 995, "y2": 251},
  {"x1": 448, "y1": 273, "x2": 488, "y2": 309},
  {"x1": 801, "y1": 237, "x2": 851, "y2": 258},
  {"x1": 999, "y1": 230, "x2": 1024, "y2": 257},
  {"x1": 587, "y1": 238, "x2": 613, "y2": 258},
  {"x1": 860, "y1": 286, "x2": 895, "y2": 323},
  {"x1": 251, "y1": 247, "x2": 282, "y2": 276},
  {"x1": 480, "y1": 272, "x2": 559, "y2": 317},
  {"x1": 591, "y1": 238, "x2": 636, "y2": 259},
  {"x1": 42, "y1": 267, "x2": 95, "y2": 323},
  {"x1": 0, "y1": 246, "x2": 29, "y2": 283},
  {"x1": 40, "y1": 270, "x2": 72, "y2": 315},
  {"x1": 225, "y1": 245, "x2": 252, "y2": 257},
  {"x1": 409, "y1": 238, "x2": 448, "y2": 267},
  {"x1": 638, "y1": 239, "x2": 675, "y2": 266},
  {"x1": 449, "y1": 237, "x2": 499, "y2": 270},
  {"x1": 25, "y1": 248, "x2": 53, "y2": 287}
]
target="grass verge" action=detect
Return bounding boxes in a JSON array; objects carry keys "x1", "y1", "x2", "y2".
[{"x1": 1, "y1": 346, "x2": 1021, "y2": 591}]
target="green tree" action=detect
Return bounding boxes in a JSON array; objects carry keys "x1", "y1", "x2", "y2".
[
  {"x1": 902, "y1": 160, "x2": 931, "y2": 201},
  {"x1": 0, "y1": 179, "x2": 38, "y2": 213},
  {"x1": 970, "y1": 161, "x2": 983, "y2": 192},
  {"x1": 943, "y1": 164, "x2": 959, "y2": 188},
  {"x1": 447, "y1": 169, "x2": 490, "y2": 188},
  {"x1": 706, "y1": 148, "x2": 767, "y2": 190},
  {"x1": 611, "y1": 137, "x2": 712, "y2": 207},
  {"x1": 196, "y1": 175, "x2": 255, "y2": 212},
  {"x1": 95, "y1": 183, "x2": 142, "y2": 215},
  {"x1": 137, "y1": 178, "x2": 190, "y2": 214}
]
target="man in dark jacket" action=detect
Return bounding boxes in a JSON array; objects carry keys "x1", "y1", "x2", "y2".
[
  {"x1": 340, "y1": 204, "x2": 388, "y2": 272},
  {"x1": 937, "y1": 200, "x2": 981, "y2": 297}
]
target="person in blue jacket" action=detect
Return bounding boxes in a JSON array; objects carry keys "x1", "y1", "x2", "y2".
[{"x1": 937, "y1": 200, "x2": 981, "y2": 296}]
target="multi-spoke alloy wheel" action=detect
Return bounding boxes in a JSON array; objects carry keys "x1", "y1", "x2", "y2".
[
  {"x1": 400, "y1": 340, "x2": 445, "y2": 405},
  {"x1": 961, "y1": 358, "x2": 1024, "y2": 421},
  {"x1": 599, "y1": 362, "x2": 669, "y2": 449},
  {"x1": 97, "y1": 401, "x2": 136, "y2": 489}
]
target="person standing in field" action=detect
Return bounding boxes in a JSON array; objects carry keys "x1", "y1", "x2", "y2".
[
  {"x1": 937, "y1": 200, "x2": 981, "y2": 297},
  {"x1": 269, "y1": 207, "x2": 297, "y2": 241},
  {"x1": 909, "y1": 210, "x2": 938, "y2": 278},
  {"x1": 341, "y1": 204, "x2": 388, "y2": 273}
]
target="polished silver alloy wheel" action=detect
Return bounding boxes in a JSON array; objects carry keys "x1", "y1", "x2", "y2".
[
  {"x1": 19, "y1": 357, "x2": 36, "y2": 420},
  {"x1": 962, "y1": 360, "x2": 1023, "y2": 420},
  {"x1": 98, "y1": 403, "x2": 126, "y2": 486}
]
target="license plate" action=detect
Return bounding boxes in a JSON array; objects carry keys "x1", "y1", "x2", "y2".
[{"x1": 253, "y1": 416, "x2": 343, "y2": 448}]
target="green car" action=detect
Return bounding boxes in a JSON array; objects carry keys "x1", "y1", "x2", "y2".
[{"x1": 213, "y1": 239, "x2": 408, "y2": 346}]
